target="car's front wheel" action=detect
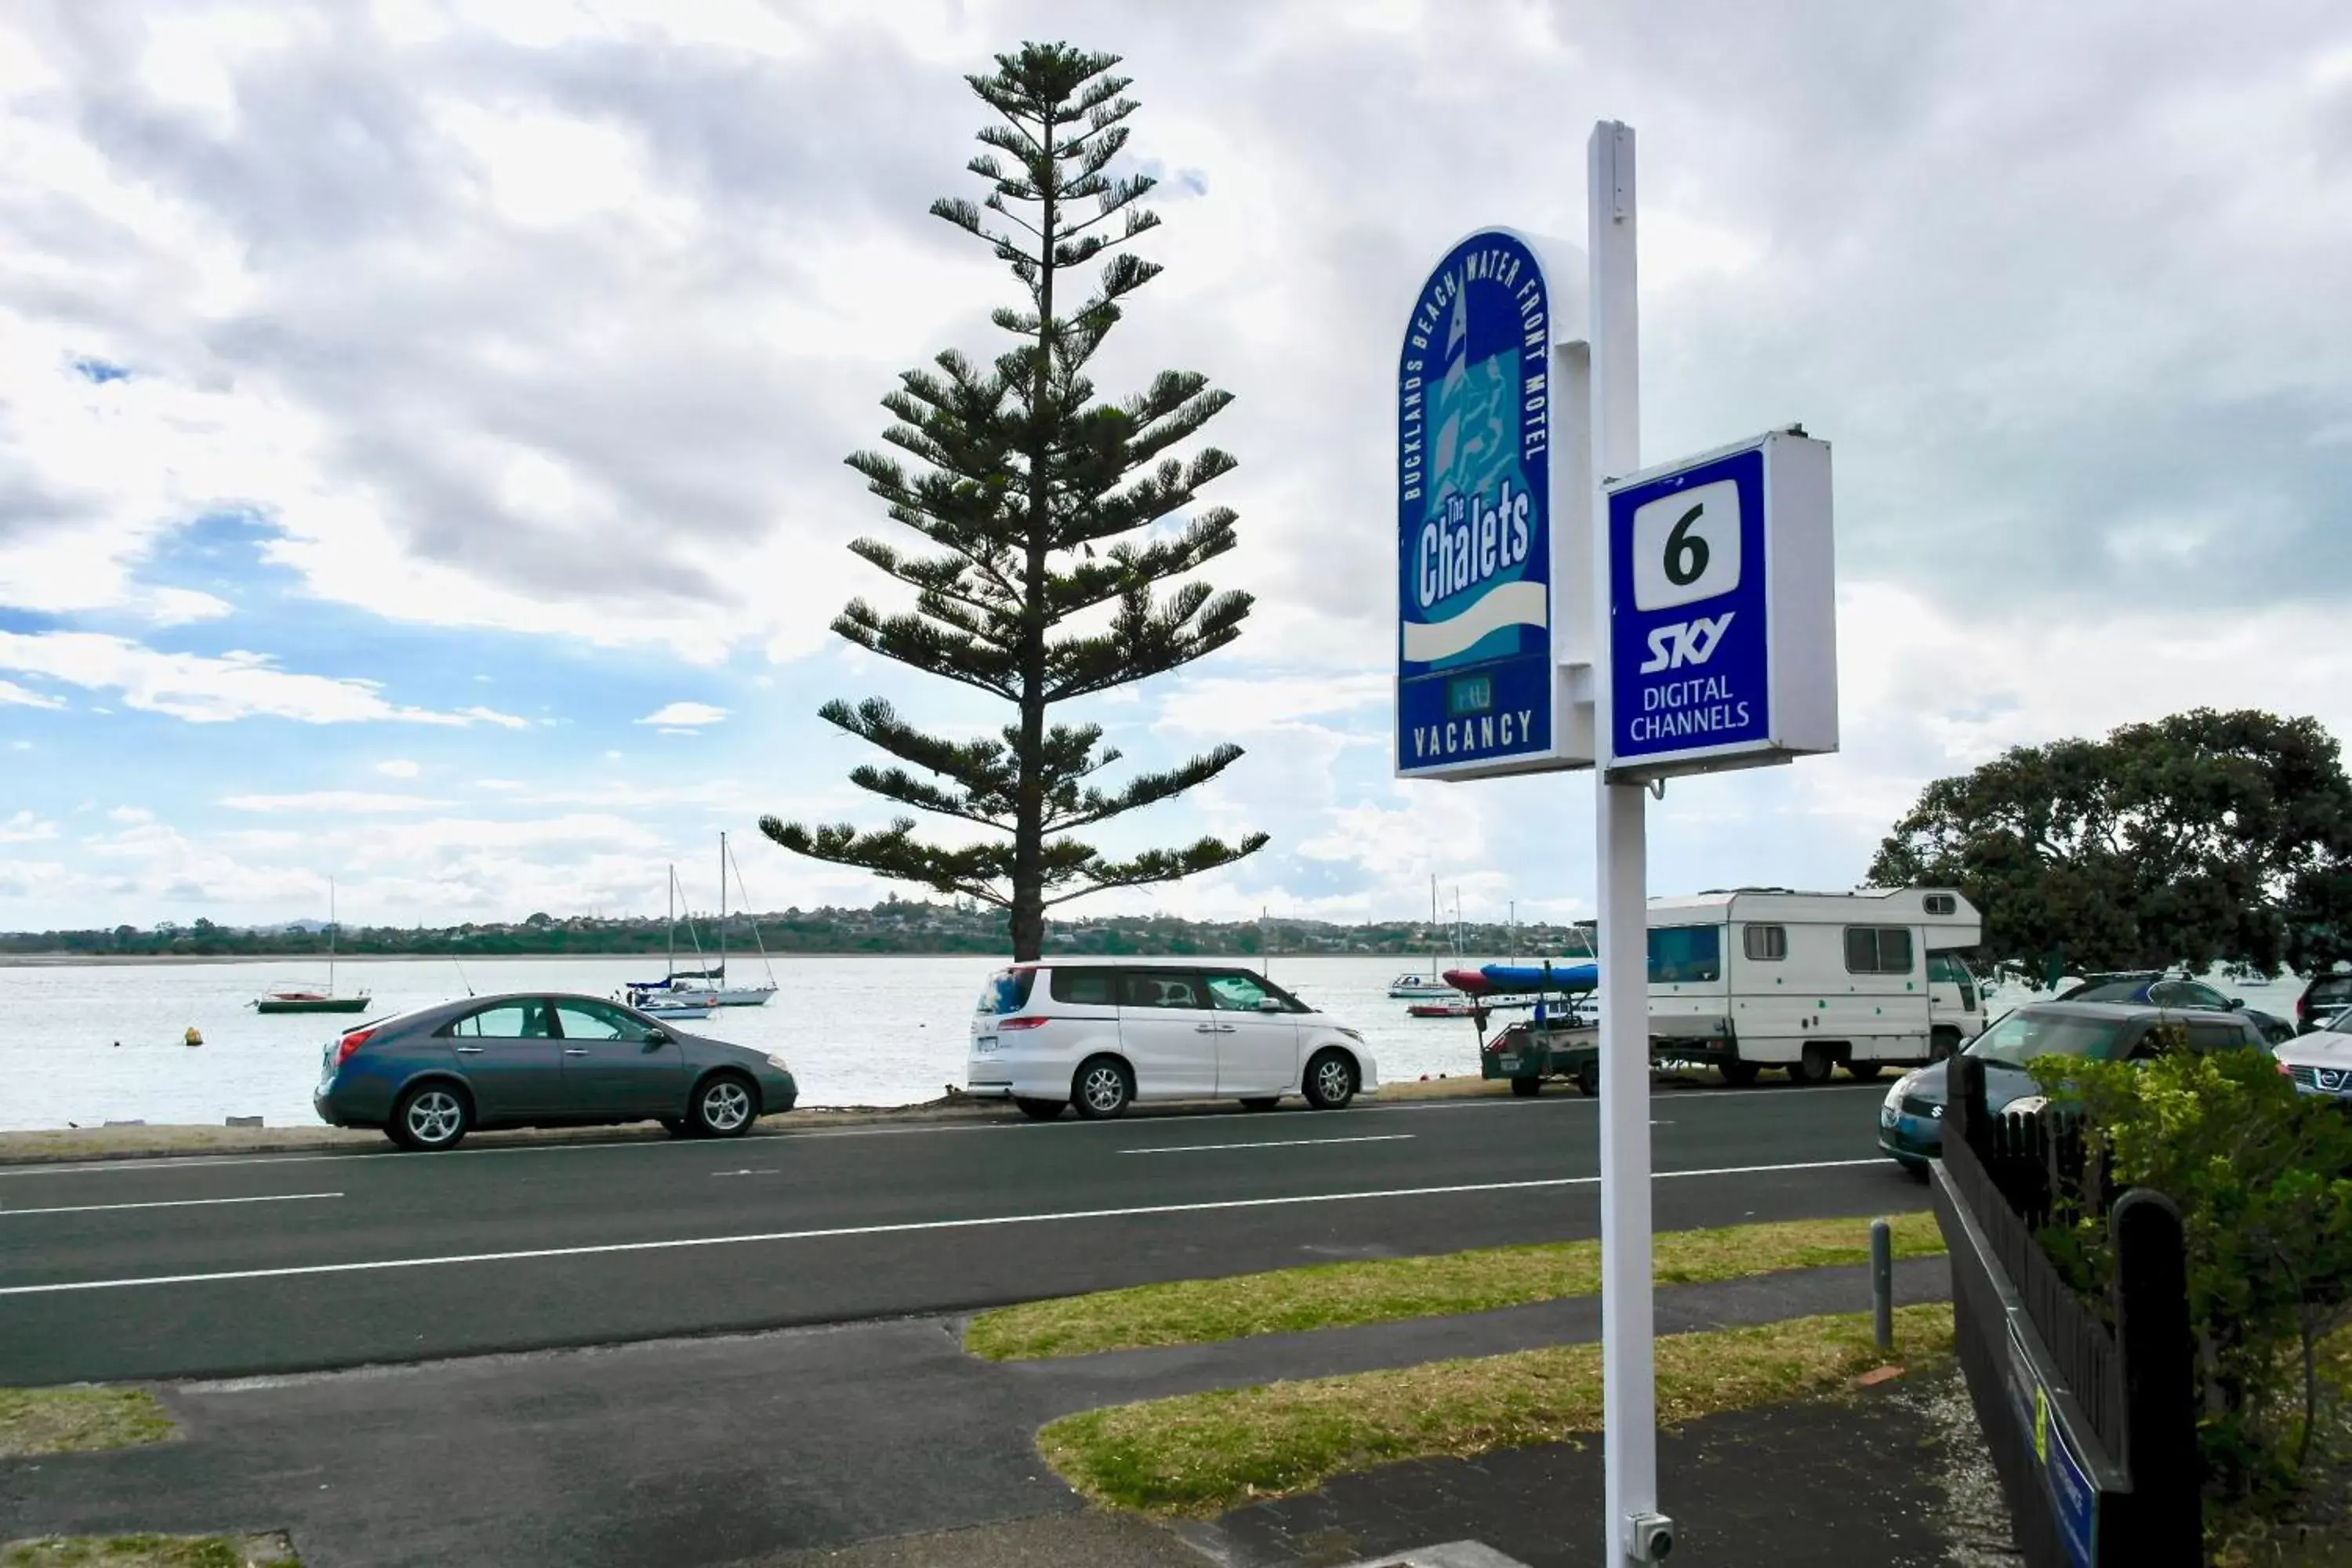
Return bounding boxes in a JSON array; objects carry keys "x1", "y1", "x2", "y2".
[
  {"x1": 1303, "y1": 1048, "x2": 1357, "y2": 1110},
  {"x1": 689, "y1": 1073, "x2": 758, "y2": 1138},
  {"x1": 1073, "y1": 1056, "x2": 1133, "y2": 1120},
  {"x1": 390, "y1": 1082, "x2": 470, "y2": 1152}
]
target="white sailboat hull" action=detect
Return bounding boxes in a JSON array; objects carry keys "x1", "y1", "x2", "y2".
[{"x1": 710, "y1": 985, "x2": 776, "y2": 1007}]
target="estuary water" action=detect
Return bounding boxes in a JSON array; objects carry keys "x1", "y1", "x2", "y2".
[{"x1": 0, "y1": 953, "x2": 2310, "y2": 1131}]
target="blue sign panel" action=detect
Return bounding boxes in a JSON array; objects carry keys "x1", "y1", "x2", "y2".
[
  {"x1": 1606, "y1": 444, "x2": 1770, "y2": 767},
  {"x1": 1396, "y1": 230, "x2": 1555, "y2": 776}
]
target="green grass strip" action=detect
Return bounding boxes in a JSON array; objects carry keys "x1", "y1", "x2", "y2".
[
  {"x1": 967, "y1": 1210, "x2": 1944, "y2": 1361},
  {"x1": 1038, "y1": 1302, "x2": 1954, "y2": 1515},
  {"x1": 0, "y1": 1388, "x2": 176, "y2": 1458},
  {"x1": 0, "y1": 1536, "x2": 296, "y2": 1567}
]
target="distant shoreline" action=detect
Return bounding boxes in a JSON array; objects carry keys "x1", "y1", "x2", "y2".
[{"x1": 0, "y1": 950, "x2": 1399, "y2": 968}]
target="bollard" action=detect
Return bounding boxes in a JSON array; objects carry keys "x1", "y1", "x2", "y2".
[{"x1": 1871, "y1": 1217, "x2": 1893, "y2": 1352}]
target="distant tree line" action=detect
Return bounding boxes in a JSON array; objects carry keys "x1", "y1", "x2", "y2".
[{"x1": 0, "y1": 899, "x2": 1595, "y2": 961}]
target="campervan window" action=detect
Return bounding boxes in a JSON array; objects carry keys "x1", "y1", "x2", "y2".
[
  {"x1": 1844, "y1": 927, "x2": 1915, "y2": 975},
  {"x1": 1742, "y1": 924, "x2": 1787, "y2": 961},
  {"x1": 1649, "y1": 925, "x2": 1721, "y2": 984},
  {"x1": 1924, "y1": 894, "x2": 1957, "y2": 915}
]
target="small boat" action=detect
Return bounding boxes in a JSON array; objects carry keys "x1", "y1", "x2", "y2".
[
  {"x1": 634, "y1": 995, "x2": 717, "y2": 1021},
  {"x1": 1406, "y1": 996, "x2": 1483, "y2": 1018},
  {"x1": 252, "y1": 878, "x2": 371, "y2": 1014},
  {"x1": 1388, "y1": 973, "x2": 1462, "y2": 1000},
  {"x1": 618, "y1": 862, "x2": 729, "y2": 1022}
]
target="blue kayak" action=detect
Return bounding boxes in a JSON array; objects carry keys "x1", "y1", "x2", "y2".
[{"x1": 1446, "y1": 962, "x2": 1599, "y2": 994}]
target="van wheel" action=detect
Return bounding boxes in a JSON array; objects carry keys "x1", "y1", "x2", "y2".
[
  {"x1": 1845, "y1": 1061, "x2": 1884, "y2": 1082},
  {"x1": 1240, "y1": 1097, "x2": 1282, "y2": 1112},
  {"x1": 1574, "y1": 1062, "x2": 1600, "y2": 1098},
  {"x1": 1014, "y1": 1097, "x2": 1065, "y2": 1121},
  {"x1": 1720, "y1": 1061, "x2": 1760, "y2": 1087},
  {"x1": 1786, "y1": 1046, "x2": 1833, "y2": 1086},
  {"x1": 1510, "y1": 1076, "x2": 1542, "y2": 1098},
  {"x1": 1073, "y1": 1057, "x2": 1133, "y2": 1120},
  {"x1": 1930, "y1": 1027, "x2": 1961, "y2": 1062},
  {"x1": 1303, "y1": 1049, "x2": 1357, "y2": 1110}
]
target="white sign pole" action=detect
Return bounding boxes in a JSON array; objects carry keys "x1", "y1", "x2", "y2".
[{"x1": 1588, "y1": 120, "x2": 1660, "y2": 1567}]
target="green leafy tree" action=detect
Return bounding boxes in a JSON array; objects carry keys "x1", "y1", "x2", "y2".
[
  {"x1": 1869, "y1": 709, "x2": 2352, "y2": 974},
  {"x1": 760, "y1": 42, "x2": 1266, "y2": 960}
]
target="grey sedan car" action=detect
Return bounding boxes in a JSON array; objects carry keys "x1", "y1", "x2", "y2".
[{"x1": 314, "y1": 992, "x2": 797, "y2": 1151}]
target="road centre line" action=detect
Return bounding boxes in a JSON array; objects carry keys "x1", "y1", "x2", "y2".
[
  {"x1": 0, "y1": 1157, "x2": 1888, "y2": 1298},
  {"x1": 1, "y1": 1192, "x2": 342, "y2": 1218},
  {"x1": 0, "y1": 1085, "x2": 1886, "y2": 1179},
  {"x1": 1120, "y1": 1134, "x2": 1417, "y2": 1155}
]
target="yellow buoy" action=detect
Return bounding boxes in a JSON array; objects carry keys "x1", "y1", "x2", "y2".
[{"x1": 184, "y1": 1025, "x2": 203, "y2": 1047}]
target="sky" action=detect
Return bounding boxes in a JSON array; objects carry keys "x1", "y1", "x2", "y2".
[{"x1": 2, "y1": 0, "x2": 2350, "y2": 933}]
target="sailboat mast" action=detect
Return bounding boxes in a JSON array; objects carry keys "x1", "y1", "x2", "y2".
[
  {"x1": 717, "y1": 831, "x2": 727, "y2": 983},
  {"x1": 666, "y1": 865, "x2": 676, "y2": 981},
  {"x1": 328, "y1": 877, "x2": 336, "y2": 996}
]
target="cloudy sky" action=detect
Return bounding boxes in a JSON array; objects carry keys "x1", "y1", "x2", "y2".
[{"x1": 2, "y1": 0, "x2": 2349, "y2": 933}]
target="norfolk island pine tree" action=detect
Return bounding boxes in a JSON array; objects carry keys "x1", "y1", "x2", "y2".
[{"x1": 760, "y1": 42, "x2": 1268, "y2": 962}]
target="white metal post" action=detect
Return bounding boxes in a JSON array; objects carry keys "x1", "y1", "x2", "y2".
[{"x1": 1588, "y1": 118, "x2": 1657, "y2": 1566}]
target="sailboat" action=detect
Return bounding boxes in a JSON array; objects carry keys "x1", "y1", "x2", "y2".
[
  {"x1": 1389, "y1": 875, "x2": 1468, "y2": 999},
  {"x1": 252, "y1": 878, "x2": 372, "y2": 1014},
  {"x1": 619, "y1": 865, "x2": 718, "y2": 1019},
  {"x1": 709, "y1": 831, "x2": 779, "y2": 1007}
]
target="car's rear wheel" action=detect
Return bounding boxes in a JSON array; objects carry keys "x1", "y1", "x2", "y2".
[
  {"x1": 1303, "y1": 1048, "x2": 1357, "y2": 1110},
  {"x1": 390, "y1": 1082, "x2": 470, "y2": 1152},
  {"x1": 1073, "y1": 1057, "x2": 1133, "y2": 1120},
  {"x1": 1240, "y1": 1097, "x2": 1282, "y2": 1112},
  {"x1": 1015, "y1": 1096, "x2": 1066, "y2": 1121},
  {"x1": 1510, "y1": 1076, "x2": 1542, "y2": 1098},
  {"x1": 689, "y1": 1073, "x2": 757, "y2": 1138}
]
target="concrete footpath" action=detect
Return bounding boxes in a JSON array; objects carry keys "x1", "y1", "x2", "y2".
[{"x1": 2, "y1": 1260, "x2": 1974, "y2": 1568}]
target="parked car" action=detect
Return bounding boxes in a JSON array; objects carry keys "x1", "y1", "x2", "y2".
[
  {"x1": 966, "y1": 960, "x2": 1378, "y2": 1120},
  {"x1": 1876, "y1": 1000, "x2": 2267, "y2": 1174},
  {"x1": 313, "y1": 992, "x2": 797, "y2": 1151},
  {"x1": 2054, "y1": 971, "x2": 2296, "y2": 1044},
  {"x1": 2297, "y1": 971, "x2": 2352, "y2": 1034},
  {"x1": 2273, "y1": 1008, "x2": 2352, "y2": 1102}
]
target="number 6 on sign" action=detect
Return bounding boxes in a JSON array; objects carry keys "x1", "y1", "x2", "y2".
[{"x1": 1631, "y1": 478, "x2": 1740, "y2": 612}]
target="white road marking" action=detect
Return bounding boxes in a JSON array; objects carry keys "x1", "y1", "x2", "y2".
[
  {"x1": 0, "y1": 1157, "x2": 1889, "y2": 1297},
  {"x1": 1, "y1": 1192, "x2": 342, "y2": 1218},
  {"x1": 0, "y1": 1083, "x2": 1888, "y2": 1178},
  {"x1": 710, "y1": 1169, "x2": 779, "y2": 1178},
  {"x1": 1120, "y1": 1134, "x2": 1417, "y2": 1156}
]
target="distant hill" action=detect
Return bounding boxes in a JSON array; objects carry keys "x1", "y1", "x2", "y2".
[{"x1": 0, "y1": 898, "x2": 1595, "y2": 960}]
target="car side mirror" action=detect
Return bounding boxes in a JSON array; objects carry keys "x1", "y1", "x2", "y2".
[
  {"x1": 1258, "y1": 997, "x2": 1283, "y2": 1011},
  {"x1": 644, "y1": 1027, "x2": 670, "y2": 1045},
  {"x1": 2228, "y1": 998, "x2": 2245, "y2": 1010}
]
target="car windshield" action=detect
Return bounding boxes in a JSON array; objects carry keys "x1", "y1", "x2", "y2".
[
  {"x1": 1965, "y1": 1009, "x2": 2132, "y2": 1068},
  {"x1": 2326, "y1": 1010, "x2": 2352, "y2": 1036}
]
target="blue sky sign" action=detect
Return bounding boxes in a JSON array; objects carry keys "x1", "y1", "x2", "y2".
[
  {"x1": 1603, "y1": 429, "x2": 1838, "y2": 780},
  {"x1": 1395, "y1": 229, "x2": 1570, "y2": 781}
]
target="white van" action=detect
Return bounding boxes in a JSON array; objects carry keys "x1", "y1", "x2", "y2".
[
  {"x1": 965, "y1": 958, "x2": 1380, "y2": 1120},
  {"x1": 1645, "y1": 887, "x2": 1984, "y2": 1085}
]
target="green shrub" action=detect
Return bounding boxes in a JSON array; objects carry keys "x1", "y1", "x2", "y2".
[{"x1": 2028, "y1": 1048, "x2": 2352, "y2": 1503}]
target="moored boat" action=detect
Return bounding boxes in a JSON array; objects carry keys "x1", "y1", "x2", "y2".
[{"x1": 251, "y1": 878, "x2": 370, "y2": 1014}]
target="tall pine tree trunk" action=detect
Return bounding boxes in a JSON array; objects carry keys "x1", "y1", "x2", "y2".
[{"x1": 1009, "y1": 110, "x2": 1058, "y2": 964}]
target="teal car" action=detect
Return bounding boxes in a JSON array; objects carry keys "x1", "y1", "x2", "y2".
[
  {"x1": 313, "y1": 992, "x2": 797, "y2": 1150},
  {"x1": 1878, "y1": 1000, "x2": 2266, "y2": 1174}
]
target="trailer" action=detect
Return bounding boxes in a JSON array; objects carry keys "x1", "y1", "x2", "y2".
[{"x1": 1644, "y1": 887, "x2": 1984, "y2": 1085}]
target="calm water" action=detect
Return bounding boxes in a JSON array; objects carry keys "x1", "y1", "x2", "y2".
[{"x1": 0, "y1": 954, "x2": 2310, "y2": 1131}]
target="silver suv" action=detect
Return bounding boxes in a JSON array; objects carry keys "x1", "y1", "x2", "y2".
[{"x1": 967, "y1": 959, "x2": 1380, "y2": 1120}]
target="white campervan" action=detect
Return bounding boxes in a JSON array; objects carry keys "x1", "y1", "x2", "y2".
[{"x1": 1644, "y1": 887, "x2": 1984, "y2": 1085}]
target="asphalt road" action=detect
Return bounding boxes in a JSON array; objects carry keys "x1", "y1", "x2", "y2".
[{"x1": 1, "y1": 1082, "x2": 1924, "y2": 1385}]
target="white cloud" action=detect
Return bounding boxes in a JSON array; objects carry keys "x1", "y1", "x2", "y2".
[
  {"x1": 0, "y1": 810, "x2": 55, "y2": 844},
  {"x1": 139, "y1": 586, "x2": 233, "y2": 626},
  {"x1": 375, "y1": 759, "x2": 421, "y2": 778},
  {"x1": 219, "y1": 791, "x2": 449, "y2": 814},
  {"x1": 639, "y1": 701, "x2": 728, "y2": 728},
  {"x1": 0, "y1": 678, "x2": 64, "y2": 709},
  {"x1": 0, "y1": 631, "x2": 529, "y2": 727}
]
